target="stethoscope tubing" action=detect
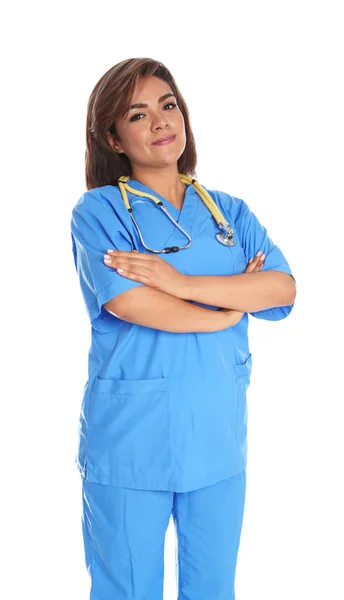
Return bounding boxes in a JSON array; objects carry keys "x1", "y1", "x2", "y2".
[
  {"x1": 130, "y1": 205, "x2": 192, "y2": 254},
  {"x1": 117, "y1": 173, "x2": 235, "y2": 253}
]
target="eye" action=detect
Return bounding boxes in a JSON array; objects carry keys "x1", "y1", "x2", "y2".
[
  {"x1": 164, "y1": 102, "x2": 177, "y2": 110},
  {"x1": 130, "y1": 102, "x2": 177, "y2": 122}
]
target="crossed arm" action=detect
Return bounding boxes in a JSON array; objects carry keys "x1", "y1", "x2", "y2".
[
  {"x1": 103, "y1": 251, "x2": 296, "y2": 333},
  {"x1": 183, "y1": 270, "x2": 296, "y2": 312}
]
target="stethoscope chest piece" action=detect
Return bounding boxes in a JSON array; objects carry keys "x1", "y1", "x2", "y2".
[
  {"x1": 216, "y1": 222, "x2": 235, "y2": 246},
  {"x1": 216, "y1": 232, "x2": 235, "y2": 246}
]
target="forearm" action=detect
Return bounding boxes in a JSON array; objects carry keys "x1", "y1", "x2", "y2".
[
  {"x1": 106, "y1": 286, "x2": 229, "y2": 333},
  {"x1": 180, "y1": 271, "x2": 296, "y2": 312}
]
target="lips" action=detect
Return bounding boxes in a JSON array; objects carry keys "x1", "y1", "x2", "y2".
[{"x1": 152, "y1": 134, "x2": 177, "y2": 145}]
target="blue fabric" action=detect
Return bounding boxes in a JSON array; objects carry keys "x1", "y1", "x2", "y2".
[
  {"x1": 81, "y1": 469, "x2": 246, "y2": 599},
  {"x1": 70, "y1": 179, "x2": 295, "y2": 492},
  {"x1": 216, "y1": 192, "x2": 296, "y2": 321}
]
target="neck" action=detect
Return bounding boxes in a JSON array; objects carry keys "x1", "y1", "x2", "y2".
[{"x1": 130, "y1": 166, "x2": 187, "y2": 209}]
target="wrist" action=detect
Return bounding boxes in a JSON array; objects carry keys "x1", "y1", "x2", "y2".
[{"x1": 178, "y1": 275, "x2": 193, "y2": 300}]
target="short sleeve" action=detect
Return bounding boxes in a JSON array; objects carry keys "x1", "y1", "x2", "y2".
[
  {"x1": 70, "y1": 191, "x2": 145, "y2": 332},
  {"x1": 238, "y1": 198, "x2": 296, "y2": 321}
]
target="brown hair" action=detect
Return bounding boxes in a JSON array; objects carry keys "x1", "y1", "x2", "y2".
[{"x1": 85, "y1": 58, "x2": 198, "y2": 190}]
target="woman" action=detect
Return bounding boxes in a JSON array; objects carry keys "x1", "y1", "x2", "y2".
[{"x1": 70, "y1": 57, "x2": 296, "y2": 600}]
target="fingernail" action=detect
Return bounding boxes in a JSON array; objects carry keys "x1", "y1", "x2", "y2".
[
  {"x1": 107, "y1": 249, "x2": 115, "y2": 253},
  {"x1": 257, "y1": 251, "x2": 263, "y2": 257},
  {"x1": 261, "y1": 253, "x2": 265, "y2": 260},
  {"x1": 104, "y1": 254, "x2": 111, "y2": 259},
  {"x1": 249, "y1": 258, "x2": 253, "y2": 263}
]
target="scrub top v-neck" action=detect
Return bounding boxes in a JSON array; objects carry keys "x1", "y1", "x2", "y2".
[
  {"x1": 70, "y1": 179, "x2": 295, "y2": 492},
  {"x1": 124, "y1": 178, "x2": 199, "y2": 251}
]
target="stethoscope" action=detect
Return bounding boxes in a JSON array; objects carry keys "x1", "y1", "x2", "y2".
[{"x1": 117, "y1": 173, "x2": 235, "y2": 254}]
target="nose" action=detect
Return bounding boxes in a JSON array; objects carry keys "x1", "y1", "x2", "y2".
[{"x1": 151, "y1": 112, "x2": 170, "y2": 130}]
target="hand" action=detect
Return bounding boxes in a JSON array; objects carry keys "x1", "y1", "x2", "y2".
[
  {"x1": 103, "y1": 249, "x2": 188, "y2": 298},
  {"x1": 244, "y1": 250, "x2": 266, "y2": 273},
  {"x1": 217, "y1": 251, "x2": 266, "y2": 323}
]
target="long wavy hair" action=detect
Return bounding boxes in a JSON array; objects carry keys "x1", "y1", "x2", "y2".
[{"x1": 85, "y1": 58, "x2": 198, "y2": 190}]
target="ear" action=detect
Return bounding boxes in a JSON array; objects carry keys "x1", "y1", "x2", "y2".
[{"x1": 106, "y1": 132, "x2": 124, "y2": 153}]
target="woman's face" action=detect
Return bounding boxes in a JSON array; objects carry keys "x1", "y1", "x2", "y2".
[{"x1": 109, "y1": 76, "x2": 186, "y2": 170}]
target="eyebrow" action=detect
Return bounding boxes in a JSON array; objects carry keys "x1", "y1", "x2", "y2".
[{"x1": 129, "y1": 93, "x2": 175, "y2": 111}]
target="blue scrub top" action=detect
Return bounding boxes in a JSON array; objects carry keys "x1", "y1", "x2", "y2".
[{"x1": 70, "y1": 179, "x2": 295, "y2": 492}]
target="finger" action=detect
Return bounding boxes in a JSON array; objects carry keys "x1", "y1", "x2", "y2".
[
  {"x1": 103, "y1": 253, "x2": 142, "y2": 268},
  {"x1": 252, "y1": 254, "x2": 264, "y2": 262},
  {"x1": 247, "y1": 256, "x2": 260, "y2": 268},
  {"x1": 106, "y1": 251, "x2": 157, "y2": 268},
  {"x1": 250, "y1": 254, "x2": 265, "y2": 266},
  {"x1": 107, "y1": 249, "x2": 145, "y2": 258},
  {"x1": 103, "y1": 254, "x2": 114, "y2": 266},
  {"x1": 253, "y1": 258, "x2": 265, "y2": 271},
  {"x1": 116, "y1": 269, "x2": 151, "y2": 285},
  {"x1": 245, "y1": 255, "x2": 265, "y2": 273},
  {"x1": 103, "y1": 255, "x2": 127, "y2": 268},
  {"x1": 104, "y1": 256, "x2": 153, "y2": 281},
  {"x1": 105, "y1": 258, "x2": 153, "y2": 274}
]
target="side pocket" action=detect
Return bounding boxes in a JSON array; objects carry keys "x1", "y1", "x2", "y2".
[
  {"x1": 75, "y1": 382, "x2": 91, "y2": 479},
  {"x1": 234, "y1": 354, "x2": 253, "y2": 460},
  {"x1": 86, "y1": 376, "x2": 170, "y2": 472}
]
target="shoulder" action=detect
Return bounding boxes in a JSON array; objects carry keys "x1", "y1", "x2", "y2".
[
  {"x1": 70, "y1": 185, "x2": 134, "y2": 237},
  {"x1": 202, "y1": 186, "x2": 250, "y2": 221},
  {"x1": 70, "y1": 185, "x2": 132, "y2": 229},
  {"x1": 72, "y1": 185, "x2": 123, "y2": 215}
]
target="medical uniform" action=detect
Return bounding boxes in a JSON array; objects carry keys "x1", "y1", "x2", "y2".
[{"x1": 70, "y1": 178, "x2": 295, "y2": 599}]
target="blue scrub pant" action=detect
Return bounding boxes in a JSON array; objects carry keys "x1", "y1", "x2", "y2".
[{"x1": 80, "y1": 469, "x2": 246, "y2": 600}]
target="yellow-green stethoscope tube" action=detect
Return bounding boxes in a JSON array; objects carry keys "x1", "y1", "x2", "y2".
[{"x1": 117, "y1": 173, "x2": 235, "y2": 253}]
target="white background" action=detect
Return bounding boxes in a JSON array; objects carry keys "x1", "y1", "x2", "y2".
[{"x1": 2, "y1": 1, "x2": 343, "y2": 598}]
